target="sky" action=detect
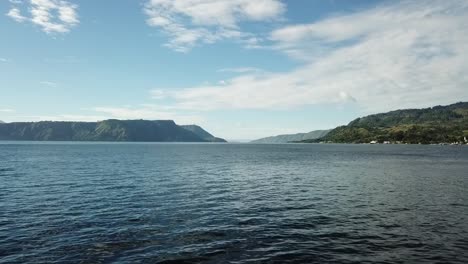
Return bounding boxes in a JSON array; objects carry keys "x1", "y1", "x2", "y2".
[{"x1": 1, "y1": 0, "x2": 468, "y2": 140}]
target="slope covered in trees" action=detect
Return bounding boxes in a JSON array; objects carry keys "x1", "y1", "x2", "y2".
[
  {"x1": 251, "y1": 130, "x2": 330, "y2": 143},
  {"x1": 303, "y1": 102, "x2": 468, "y2": 144},
  {"x1": 0, "y1": 120, "x2": 226, "y2": 142}
]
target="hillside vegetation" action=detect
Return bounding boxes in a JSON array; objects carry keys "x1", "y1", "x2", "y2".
[
  {"x1": 0, "y1": 119, "x2": 226, "y2": 142},
  {"x1": 302, "y1": 102, "x2": 468, "y2": 144},
  {"x1": 251, "y1": 130, "x2": 330, "y2": 143}
]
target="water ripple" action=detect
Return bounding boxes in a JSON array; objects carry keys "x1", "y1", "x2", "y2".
[{"x1": 0, "y1": 143, "x2": 467, "y2": 263}]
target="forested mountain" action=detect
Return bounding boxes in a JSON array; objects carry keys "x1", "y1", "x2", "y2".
[
  {"x1": 302, "y1": 102, "x2": 468, "y2": 144},
  {"x1": 251, "y1": 130, "x2": 330, "y2": 143},
  {"x1": 0, "y1": 119, "x2": 226, "y2": 142}
]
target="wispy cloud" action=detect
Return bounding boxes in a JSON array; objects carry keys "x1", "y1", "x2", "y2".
[
  {"x1": 93, "y1": 106, "x2": 205, "y2": 125},
  {"x1": 40, "y1": 81, "x2": 58, "y2": 87},
  {"x1": 0, "y1": 109, "x2": 15, "y2": 113},
  {"x1": 143, "y1": 0, "x2": 285, "y2": 52},
  {"x1": 150, "y1": 0, "x2": 468, "y2": 113},
  {"x1": 0, "y1": 58, "x2": 9, "y2": 62},
  {"x1": 23, "y1": 114, "x2": 109, "y2": 122},
  {"x1": 43, "y1": 55, "x2": 81, "y2": 64},
  {"x1": 6, "y1": 0, "x2": 79, "y2": 33},
  {"x1": 10, "y1": 107, "x2": 204, "y2": 125},
  {"x1": 6, "y1": 7, "x2": 26, "y2": 22},
  {"x1": 217, "y1": 67, "x2": 264, "y2": 73}
]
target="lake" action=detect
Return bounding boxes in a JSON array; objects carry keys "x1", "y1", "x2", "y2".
[{"x1": 1, "y1": 143, "x2": 467, "y2": 263}]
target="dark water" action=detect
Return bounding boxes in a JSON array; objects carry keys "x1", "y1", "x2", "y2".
[{"x1": 1, "y1": 143, "x2": 467, "y2": 264}]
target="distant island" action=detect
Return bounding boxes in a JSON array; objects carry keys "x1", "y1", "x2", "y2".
[
  {"x1": 0, "y1": 119, "x2": 227, "y2": 142},
  {"x1": 251, "y1": 129, "x2": 331, "y2": 143},
  {"x1": 301, "y1": 102, "x2": 468, "y2": 144}
]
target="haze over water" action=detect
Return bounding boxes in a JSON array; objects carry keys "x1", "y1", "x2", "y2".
[{"x1": 1, "y1": 143, "x2": 467, "y2": 263}]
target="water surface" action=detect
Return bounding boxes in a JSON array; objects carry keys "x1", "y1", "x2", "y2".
[{"x1": 1, "y1": 143, "x2": 467, "y2": 263}]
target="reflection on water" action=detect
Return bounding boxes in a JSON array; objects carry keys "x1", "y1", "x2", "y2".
[{"x1": 1, "y1": 143, "x2": 467, "y2": 263}]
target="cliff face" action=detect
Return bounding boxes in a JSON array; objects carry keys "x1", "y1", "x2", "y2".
[{"x1": 0, "y1": 120, "x2": 226, "y2": 142}]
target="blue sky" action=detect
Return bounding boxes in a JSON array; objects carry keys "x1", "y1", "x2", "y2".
[{"x1": 1, "y1": 0, "x2": 467, "y2": 140}]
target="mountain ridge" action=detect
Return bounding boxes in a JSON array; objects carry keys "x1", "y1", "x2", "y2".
[
  {"x1": 181, "y1": 125, "x2": 227, "y2": 142},
  {"x1": 251, "y1": 129, "x2": 331, "y2": 143},
  {"x1": 0, "y1": 119, "x2": 226, "y2": 142},
  {"x1": 302, "y1": 102, "x2": 468, "y2": 144}
]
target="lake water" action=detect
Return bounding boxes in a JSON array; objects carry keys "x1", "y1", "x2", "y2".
[{"x1": 1, "y1": 143, "x2": 467, "y2": 263}]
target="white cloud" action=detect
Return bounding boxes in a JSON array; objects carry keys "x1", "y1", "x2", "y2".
[
  {"x1": 151, "y1": 70, "x2": 349, "y2": 111},
  {"x1": 24, "y1": 114, "x2": 109, "y2": 122},
  {"x1": 6, "y1": 7, "x2": 26, "y2": 22},
  {"x1": 217, "y1": 67, "x2": 264, "y2": 73},
  {"x1": 40, "y1": 81, "x2": 58, "y2": 87},
  {"x1": 0, "y1": 109, "x2": 15, "y2": 113},
  {"x1": 9, "y1": 107, "x2": 204, "y2": 126},
  {"x1": 93, "y1": 106, "x2": 205, "y2": 125},
  {"x1": 6, "y1": 0, "x2": 79, "y2": 33},
  {"x1": 143, "y1": 0, "x2": 285, "y2": 52},
  {"x1": 150, "y1": 0, "x2": 468, "y2": 113}
]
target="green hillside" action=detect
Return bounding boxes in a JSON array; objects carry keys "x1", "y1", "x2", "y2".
[
  {"x1": 251, "y1": 129, "x2": 331, "y2": 143},
  {"x1": 0, "y1": 119, "x2": 226, "y2": 142},
  {"x1": 303, "y1": 102, "x2": 468, "y2": 144}
]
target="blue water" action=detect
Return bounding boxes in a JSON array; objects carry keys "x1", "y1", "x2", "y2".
[{"x1": 1, "y1": 143, "x2": 467, "y2": 263}]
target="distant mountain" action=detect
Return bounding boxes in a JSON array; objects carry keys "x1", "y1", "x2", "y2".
[
  {"x1": 251, "y1": 129, "x2": 331, "y2": 143},
  {"x1": 302, "y1": 102, "x2": 468, "y2": 144},
  {"x1": 0, "y1": 120, "x2": 4, "y2": 123},
  {"x1": 181, "y1": 125, "x2": 227, "y2": 142},
  {"x1": 0, "y1": 119, "x2": 226, "y2": 142}
]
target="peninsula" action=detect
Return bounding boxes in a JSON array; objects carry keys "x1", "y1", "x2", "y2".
[{"x1": 0, "y1": 119, "x2": 227, "y2": 142}]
